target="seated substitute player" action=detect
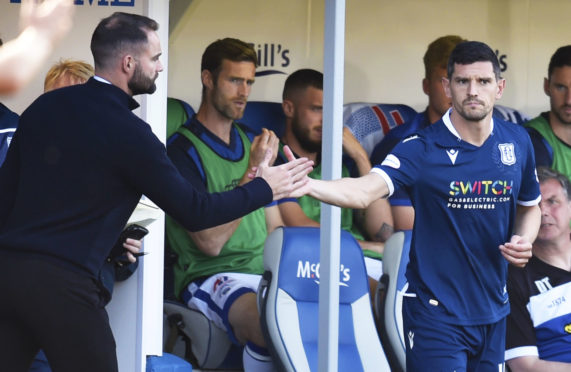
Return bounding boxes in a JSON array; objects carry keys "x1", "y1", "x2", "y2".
[
  {"x1": 525, "y1": 45, "x2": 571, "y2": 180},
  {"x1": 370, "y1": 35, "x2": 466, "y2": 230},
  {"x1": 166, "y1": 38, "x2": 284, "y2": 372},
  {"x1": 276, "y1": 68, "x2": 393, "y2": 281},
  {"x1": 301, "y1": 41, "x2": 541, "y2": 371},
  {"x1": 505, "y1": 167, "x2": 571, "y2": 371}
]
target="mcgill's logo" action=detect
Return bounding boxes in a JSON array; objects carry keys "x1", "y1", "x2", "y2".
[{"x1": 296, "y1": 260, "x2": 351, "y2": 286}]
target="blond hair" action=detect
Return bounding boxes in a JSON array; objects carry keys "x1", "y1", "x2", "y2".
[{"x1": 44, "y1": 59, "x2": 94, "y2": 92}]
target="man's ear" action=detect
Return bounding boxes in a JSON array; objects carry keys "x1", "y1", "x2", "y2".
[
  {"x1": 122, "y1": 55, "x2": 135, "y2": 74},
  {"x1": 202, "y1": 69, "x2": 214, "y2": 90},
  {"x1": 544, "y1": 77, "x2": 550, "y2": 97},
  {"x1": 495, "y1": 78, "x2": 506, "y2": 99},
  {"x1": 282, "y1": 99, "x2": 294, "y2": 118},
  {"x1": 442, "y1": 77, "x2": 452, "y2": 98},
  {"x1": 422, "y1": 78, "x2": 429, "y2": 96}
]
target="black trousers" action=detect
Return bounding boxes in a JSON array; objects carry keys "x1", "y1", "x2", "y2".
[{"x1": 0, "y1": 255, "x2": 118, "y2": 372}]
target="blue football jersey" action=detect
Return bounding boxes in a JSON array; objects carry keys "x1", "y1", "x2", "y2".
[
  {"x1": 0, "y1": 102, "x2": 19, "y2": 166},
  {"x1": 373, "y1": 109, "x2": 540, "y2": 325}
]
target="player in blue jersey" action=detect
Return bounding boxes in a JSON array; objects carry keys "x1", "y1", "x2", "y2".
[
  {"x1": 505, "y1": 167, "x2": 571, "y2": 370},
  {"x1": 370, "y1": 35, "x2": 466, "y2": 231},
  {"x1": 303, "y1": 41, "x2": 541, "y2": 371}
]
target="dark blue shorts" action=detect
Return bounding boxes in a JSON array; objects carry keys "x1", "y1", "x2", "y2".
[{"x1": 403, "y1": 296, "x2": 506, "y2": 372}]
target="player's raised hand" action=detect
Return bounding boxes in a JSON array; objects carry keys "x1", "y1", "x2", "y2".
[
  {"x1": 20, "y1": 0, "x2": 74, "y2": 44},
  {"x1": 255, "y1": 145, "x2": 313, "y2": 200}
]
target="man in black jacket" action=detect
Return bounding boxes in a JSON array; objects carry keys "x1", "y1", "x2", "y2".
[{"x1": 0, "y1": 12, "x2": 311, "y2": 372}]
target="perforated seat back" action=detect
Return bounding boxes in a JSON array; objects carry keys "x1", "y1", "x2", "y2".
[
  {"x1": 493, "y1": 105, "x2": 529, "y2": 125},
  {"x1": 343, "y1": 103, "x2": 417, "y2": 157},
  {"x1": 258, "y1": 227, "x2": 390, "y2": 372},
  {"x1": 374, "y1": 230, "x2": 412, "y2": 372}
]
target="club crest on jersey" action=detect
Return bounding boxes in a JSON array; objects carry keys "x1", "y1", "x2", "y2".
[
  {"x1": 498, "y1": 143, "x2": 516, "y2": 165},
  {"x1": 565, "y1": 323, "x2": 571, "y2": 334}
]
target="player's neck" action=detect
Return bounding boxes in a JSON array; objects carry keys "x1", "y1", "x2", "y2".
[
  {"x1": 548, "y1": 111, "x2": 571, "y2": 146},
  {"x1": 449, "y1": 109, "x2": 492, "y2": 147},
  {"x1": 426, "y1": 106, "x2": 444, "y2": 124},
  {"x1": 533, "y1": 238, "x2": 571, "y2": 272},
  {"x1": 196, "y1": 103, "x2": 234, "y2": 144}
]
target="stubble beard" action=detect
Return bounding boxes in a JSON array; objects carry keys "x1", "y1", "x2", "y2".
[
  {"x1": 212, "y1": 89, "x2": 245, "y2": 121},
  {"x1": 457, "y1": 99, "x2": 490, "y2": 122},
  {"x1": 292, "y1": 118, "x2": 321, "y2": 153},
  {"x1": 552, "y1": 103, "x2": 571, "y2": 126},
  {"x1": 128, "y1": 66, "x2": 157, "y2": 95}
]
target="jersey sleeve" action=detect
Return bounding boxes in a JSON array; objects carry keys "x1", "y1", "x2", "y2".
[
  {"x1": 517, "y1": 129, "x2": 541, "y2": 206},
  {"x1": 373, "y1": 134, "x2": 425, "y2": 197},
  {"x1": 0, "y1": 127, "x2": 20, "y2": 226},
  {"x1": 505, "y1": 266, "x2": 539, "y2": 360}
]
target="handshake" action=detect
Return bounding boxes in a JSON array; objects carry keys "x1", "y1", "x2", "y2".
[{"x1": 250, "y1": 144, "x2": 314, "y2": 201}]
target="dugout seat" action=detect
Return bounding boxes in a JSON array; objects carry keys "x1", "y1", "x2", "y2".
[
  {"x1": 374, "y1": 230, "x2": 412, "y2": 372},
  {"x1": 167, "y1": 97, "x2": 195, "y2": 140},
  {"x1": 257, "y1": 226, "x2": 390, "y2": 372},
  {"x1": 343, "y1": 103, "x2": 417, "y2": 157},
  {"x1": 163, "y1": 300, "x2": 243, "y2": 370},
  {"x1": 237, "y1": 101, "x2": 286, "y2": 137}
]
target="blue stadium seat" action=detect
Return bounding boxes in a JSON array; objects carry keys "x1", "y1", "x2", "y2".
[
  {"x1": 343, "y1": 103, "x2": 417, "y2": 157},
  {"x1": 146, "y1": 352, "x2": 192, "y2": 372},
  {"x1": 237, "y1": 101, "x2": 286, "y2": 137},
  {"x1": 258, "y1": 227, "x2": 390, "y2": 371},
  {"x1": 493, "y1": 105, "x2": 529, "y2": 125},
  {"x1": 374, "y1": 230, "x2": 412, "y2": 372}
]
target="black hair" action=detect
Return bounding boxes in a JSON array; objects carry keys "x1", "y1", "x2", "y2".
[
  {"x1": 447, "y1": 41, "x2": 501, "y2": 81},
  {"x1": 282, "y1": 69, "x2": 323, "y2": 100},
  {"x1": 201, "y1": 38, "x2": 257, "y2": 78},
  {"x1": 90, "y1": 12, "x2": 158, "y2": 70},
  {"x1": 547, "y1": 45, "x2": 571, "y2": 78}
]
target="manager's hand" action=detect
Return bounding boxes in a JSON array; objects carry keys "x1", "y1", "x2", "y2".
[{"x1": 255, "y1": 145, "x2": 313, "y2": 201}]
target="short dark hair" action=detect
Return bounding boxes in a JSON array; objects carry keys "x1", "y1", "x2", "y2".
[
  {"x1": 201, "y1": 38, "x2": 257, "y2": 81},
  {"x1": 282, "y1": 69, "x2": 323, "y2": 100},
  {"x1": 90, "y1": 12, "x2": 159, "y2": 70},
  {"x1": 547, "y1": 45, "x2": 571, "y2": 79},
  {"x1": 447, "y1": 41, "x2": 501, "y2": 81},
  {"x1": 0, "y1": 38, "x2": 3, "y2": 47},
  {"x1": 423, "y1": 35, "x2": 466, "y2": 79},
  {"x1": 537, "y1": 166, "x2": 571, "y2": 200}
]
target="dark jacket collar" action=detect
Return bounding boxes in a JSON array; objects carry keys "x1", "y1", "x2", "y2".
[{"x1": 87, "y1": 77, "x2": 140, "y2": 111}]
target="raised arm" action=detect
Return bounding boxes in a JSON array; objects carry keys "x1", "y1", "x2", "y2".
[
  {"x1": 0, "y1": 0, "x2": 74, "y2": 94},
  {"x1": 308, "y1": 172, "x2": 389, "y2": 210},
  {"x1": 342, "y1": 128, "x2": 394, "y2": 241}
]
